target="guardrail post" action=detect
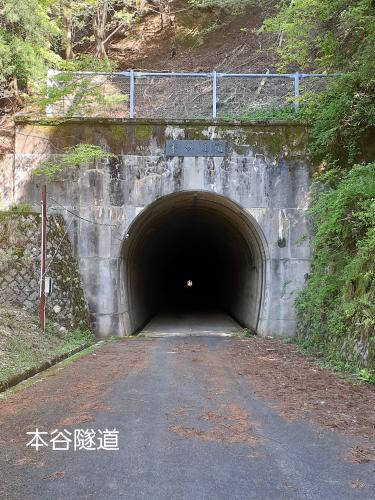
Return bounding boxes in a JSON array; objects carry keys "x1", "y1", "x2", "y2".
[
  {"x1": 293, "y1": 72, "x2": 300, "y2": 113},
  {"x1": 212, "y1": 71, "x2": 217, "y2": 119},
  {"x1": 130, "y1": 69, "x2": 135, "y2": 118}
]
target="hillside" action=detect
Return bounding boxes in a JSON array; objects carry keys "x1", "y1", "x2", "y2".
[{"x1": 108, "y1": 1, "x2": 278, "y2": 72}]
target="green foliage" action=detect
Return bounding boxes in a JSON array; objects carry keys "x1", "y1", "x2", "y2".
[
  {"x1": 189, "y1": 0, "x2": 254, "y2": 8},
  {"x1": 358, "y1": 368, "x2": 375, "y2": 383},
  {"x1": 232, "y1": 327, "x2": 256, "y2": 338},
  {"x1": 0, "y1": 305, "x2": 95, "y2": 384},
  {"x1": 8, "y1": 203, "x2": 33, "y2": 214},
  {"x1": 296, "y1": 338, "x2": 375, "y2": 384},
  {"x1": 65, "y1": 328, "x2": 95, "y2": 346},
  {"x1": 263, "y1": 1, "x2": 375, "y2": 165},
  {"x1": 0, "y1": 0, "x2": 138, "y2": 93},
  {"x1": 59, "y1": 0, "x2": 139, "y2": 55},
  {"x1": 177, "y1": 21, "x2": 220, "y2": 48},
  {"x1": 263, "y1": 0, "x2": 375, "y2": 72},
  {"x1": 299, "y1": 75, "x2": 375, "y2": 166},
  {"x1": 0, "y1": 0, "x2": 61, "y2": 89},
  {"x1": 296, "y1": 164, "x2": 375, "y2": 370},
  {"x1": 33, "y1": 144, "x2": 115, "y2": 179},
  {"x1": 263, "y1": 0, "x2": 375, "y2": 372},
  {"x1": 242, "y1": 327, "x2": 256, "y2": 337},
  {"x1": 59, "y1": 54, "x2": 117, "y2": 72},
  {"x1": 232, "y1": 105, "x2": 297, "y2": 121},
  {"x1": 30, "y1": 63, "x2": 128, "y2": 116}
]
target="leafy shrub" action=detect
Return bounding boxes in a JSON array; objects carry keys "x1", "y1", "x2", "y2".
[
  {"x1": 262, "y1": 0, "x2": 375, "y2": 373},
  {"x1": 33, "y1": 144, "x2": 115, "y2": 179},
  {"x1": 296, "y1": 163, "x2": 375, "y2": 369}
]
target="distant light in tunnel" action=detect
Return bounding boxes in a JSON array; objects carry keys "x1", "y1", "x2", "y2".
[{"x1": 186, "y1": 280, "x2": 193, "y2": 287}]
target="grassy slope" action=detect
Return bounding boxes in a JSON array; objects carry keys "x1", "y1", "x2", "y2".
[{"x1": 0, "y1": 305, "x2": 94, "y2": 384}]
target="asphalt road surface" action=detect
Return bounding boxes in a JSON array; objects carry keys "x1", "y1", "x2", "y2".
[
  {"x1": 0, "y1": 329, "x2": 374, "y2": 499},
  {"x1": 141, "y1": 311, "x2": 242, "y2": 337}
]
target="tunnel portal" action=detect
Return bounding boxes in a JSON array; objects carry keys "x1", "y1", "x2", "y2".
[{"x1": 122, "y1": 192, "x2": 266, "y2": 335}]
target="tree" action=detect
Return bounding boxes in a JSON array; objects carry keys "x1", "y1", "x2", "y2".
[
  {"x1": 57, "y1": 1, "x2": 140, "y2": 60},
  {"x1": 263, "y1": 0, "x2": 375, "y2": 72},
  {"x1": 0, "y1": 0, "x2": 146, "y2": 96},
  {"x1": 0, "y1": 0, "x2": 60, "y2": 92},
  {"x1": 59, "y1": 1, "x2": 75, "y2": 59}
]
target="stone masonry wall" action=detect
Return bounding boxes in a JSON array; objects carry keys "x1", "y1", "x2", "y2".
[{"x1": 0, "y1": 212, "x2": 89, "y2": 329}]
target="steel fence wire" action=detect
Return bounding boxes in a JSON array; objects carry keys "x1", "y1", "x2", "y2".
[
  {"x1": 56, "y1": 74, "x2": 130, "y2": 118},
  {"x1": 216, "y1": 75, "x2": 294, "y2": 118},
  {"x1": 133, "y1": 74, "x2": 213, "y2": 119},
  {"x1": 299, "y1": 75, "x2": 330, "y2": 98},
  {"x1": 45, "y1": 71, "x2": 339, "y2": 119}
]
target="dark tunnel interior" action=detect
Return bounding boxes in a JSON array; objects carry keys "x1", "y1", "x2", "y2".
[{"x1": 123, "y1": 193, "x2": 263, "y2": 334}]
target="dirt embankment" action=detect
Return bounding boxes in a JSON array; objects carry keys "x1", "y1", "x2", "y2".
[{"x1": 109, "y1": 1, "x2": 278, "y2": 72}]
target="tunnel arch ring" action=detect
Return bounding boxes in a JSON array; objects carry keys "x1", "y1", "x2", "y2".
[{"x1": 119, "y1": 191, "x2": 270, "y2": 336}]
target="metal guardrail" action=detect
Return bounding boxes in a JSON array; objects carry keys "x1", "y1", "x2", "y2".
[{"x1": 46, "y1": 70, "x2": 339, "y2": 119}]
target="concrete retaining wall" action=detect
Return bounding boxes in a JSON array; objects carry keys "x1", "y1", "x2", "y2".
[{"x1": 0, "y1": 213, "x2": 89, "y2": 329}]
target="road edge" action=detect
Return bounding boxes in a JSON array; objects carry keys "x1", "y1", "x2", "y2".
[{"x1": 0, "y1": 342, "x2": 93, "y2": 393}]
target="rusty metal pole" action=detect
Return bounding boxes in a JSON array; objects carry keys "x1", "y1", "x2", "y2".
[{"x1": 39, "y1": 185, "x2": 47, "y2": 331}]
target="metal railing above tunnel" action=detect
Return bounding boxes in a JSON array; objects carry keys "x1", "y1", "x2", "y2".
[{"x1": 45, "y1": 70, "x2": 339, "y2": 120}]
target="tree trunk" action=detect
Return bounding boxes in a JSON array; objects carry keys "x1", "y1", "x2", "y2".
[
  {"x1": 62, "y1": 8, "x2": 74, "y2": 59},
  {"x1": 159, "y1": 1, "x2": 171, "y2": 30},
  {"x1": 94, "y1": 0, "x2": 109, "y2": 59}
]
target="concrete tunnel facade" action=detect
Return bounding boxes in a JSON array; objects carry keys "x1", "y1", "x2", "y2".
[{"x1": 7, "y1": 118, "x2": 313, "y2": 338}]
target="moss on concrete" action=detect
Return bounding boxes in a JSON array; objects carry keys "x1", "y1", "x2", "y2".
[
  {"x1": 135, "y1": 124, "x2": 153, "y2": 141},
  {"x1": 110, "y1": 125, "x2": 125, "y2": 145},
  {"x1": 15, "y1": 119, "x2": 309, "y2": 159},
  {"x1": 46, "y1": 215, "x2": 90, "y2": 328}
]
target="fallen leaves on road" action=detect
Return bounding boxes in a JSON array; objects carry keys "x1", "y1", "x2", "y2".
[
  {"x1": 350, "y1": 479, "x2": 365, "y2": 489},
  {"x1": 225, "y1": 337, "x2": 375, "y2": 462},
  {"x1": 46, "y1": 471, "x2": 65, "y2": 480},
  {"x1": 168, "y1": 402, "x2": 261, "y2": 446},
  {"x1": 346, "y1": 445, "x2": 375, "y2": 464}
]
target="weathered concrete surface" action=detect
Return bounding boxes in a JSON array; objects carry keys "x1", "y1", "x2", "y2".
[
  {"x1": 4, "y1": 118, "x2": 313, "y2": 337},
  {"x1": 0, "y1": 336, "x2": 373, "y2": 500},
  {"x1": 0, "y1": 154, "x2": 14, "y2": 209}
]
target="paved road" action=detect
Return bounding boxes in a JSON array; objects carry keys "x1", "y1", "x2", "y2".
[
  {"x1": 142, "y1": 311, "x2": 242, "y2": 337},
  {"x1": 0, "y1": 335, "x2": 373, "y2": 500}
]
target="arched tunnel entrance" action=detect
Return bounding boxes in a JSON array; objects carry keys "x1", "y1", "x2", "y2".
[{"x1": 122, "y1": 192, "x2": 267, "y2": 336}]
